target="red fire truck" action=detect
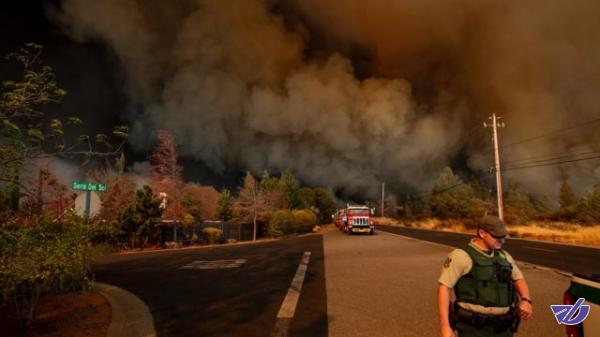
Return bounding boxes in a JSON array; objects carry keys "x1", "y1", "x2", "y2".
[{"x1": 343, "y1": 204, "x2": 375, "y2": 235}]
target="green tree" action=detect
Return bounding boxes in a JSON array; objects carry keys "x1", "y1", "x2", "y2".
[
  {"x1": 0, "y1": 214, "x2": 91, "y2": 330},
  {"x1": 278, "y1": 169, "x2": 300, "y2": 209},
  {"x1": 292, "y1": 209, "x2": 318, "y2": 232},
  {"x1": 504, "y1": 182, "x2": 535, "y2": 223},
  {"x1": 403, "y1": 194, "x2": 428, "y2": 218},
  {"x1": 120, "y1": 185, "x2": 162, "y2": 248},
  {"x1": 0, "y1": 44, "x2": 128, "y2": 331},
  {"x1": 532, "y1": 194, "x2": 552, "y2": 214},
  {"x1": 313, "y1": 187, "x2": 337, "y2": 224},
  {"x1": 216, "y1": 188, "x2": 233, "y2": 221},
  {"x1": 428, "y1": 167, "x2": 479, "y2": 218},
  {"x1": 260, "y1": 170, "x2": 279, "y2": 190},
  {"x1": 182, "y1": 184, "x2": 203, "y2": 222},
  {"x1": 559, "y1": 180, "x2": 577, "y2": 208},
  {"x1": 557, "y1": 180, "x2": 577, "y2": 220},
  {"x1": 577, "y1": 184, "x2": 600, "y2": 224},
  {"x1": 297, "y1": 187, "x2": 316, "y2": 209},
  {"x1": 260, "y1": 171, "x2": 286, "y2": 210},
  {"x1": 267, "y1": 210, "x2": 298, "y2": 237}
]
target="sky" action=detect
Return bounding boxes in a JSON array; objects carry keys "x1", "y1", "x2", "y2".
[{"x1": 2, "y1": 0, "x2": 600, "y2": 200}]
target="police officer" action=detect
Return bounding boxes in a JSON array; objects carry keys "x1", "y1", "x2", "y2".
[{"x1": 437, "y1": 215, "x2": 533, "y2": 337}]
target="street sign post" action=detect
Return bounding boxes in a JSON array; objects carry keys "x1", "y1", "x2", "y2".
[{"x1": 72, "y1": 181, "x2": 108, "y2": 218}]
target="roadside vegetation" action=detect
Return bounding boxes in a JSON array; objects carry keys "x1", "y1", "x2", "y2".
[
  {"x1": 377, "y1": 167, "x2": 600, "y2": 246},
  {"x1": 0, "y1": 44, "x2": 127, "y2": 331}
]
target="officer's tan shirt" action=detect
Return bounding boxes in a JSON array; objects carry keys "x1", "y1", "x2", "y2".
[{"x1": 438, "y1": 239, "x2": 524, "y2": 315}]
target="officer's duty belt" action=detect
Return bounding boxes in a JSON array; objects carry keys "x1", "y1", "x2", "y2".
[{"x1": 451, "y1": 303, "x2": 520, "y2": 331}]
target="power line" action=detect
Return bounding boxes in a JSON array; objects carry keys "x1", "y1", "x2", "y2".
[
  {"x1": 502, "y1": 154, "x2": 600, "y2": 172},
  {"x1": 503, "y1": 149, "x2": 600, "y2": 167},
  {"x1": 501, "y1": 143, "x2": 596, "y2": 165},
  {"x1": 499, "y1": 116, "x2": 600, "y2": 149}
]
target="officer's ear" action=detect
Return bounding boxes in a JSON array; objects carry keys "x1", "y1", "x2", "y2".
[{"x1": 476, "y1": 228, "x2": 484, "y2": 239}]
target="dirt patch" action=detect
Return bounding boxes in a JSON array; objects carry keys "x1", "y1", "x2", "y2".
[{"x1": 0, "y1": 291, "x2": 110, "y2": 337}]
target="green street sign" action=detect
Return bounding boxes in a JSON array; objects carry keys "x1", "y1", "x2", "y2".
[{"x1": 72, "y1": 181, "x2": 108, "y2": 192}]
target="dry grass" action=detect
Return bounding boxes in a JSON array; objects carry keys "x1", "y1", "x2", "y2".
[
  {"x1": 508, "y1": 222, "x2": 600, "y2": 246},
  {"x1": 374, "y1": 217, "x2": 600, "y2": 247}
]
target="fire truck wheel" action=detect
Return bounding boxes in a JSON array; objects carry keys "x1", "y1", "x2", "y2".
[{"x1": 347, "y1": 229, "x2": 353, "y2": 235}]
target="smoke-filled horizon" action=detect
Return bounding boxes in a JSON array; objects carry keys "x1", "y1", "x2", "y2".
[{"x1": 51, "y1": 0, "x2": 600, "y2": 198}]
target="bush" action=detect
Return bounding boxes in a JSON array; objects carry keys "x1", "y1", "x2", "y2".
[
  {"x1": 267, "y1": 210, "x2": 299, "y2": 237},
  {"x1": 202, "y1": 227, "x2": 224, "y2": 245},
  {"x1": 0, "y1": 214, "x2": 91, "y2": 330},
  {"x1": 292, "y1": 210, "x2": 318, "y2": 232}
]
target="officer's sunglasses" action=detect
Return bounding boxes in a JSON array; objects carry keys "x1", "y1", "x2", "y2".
[{"x1": 485, "y1": 230, "x2": 506, "y2": 241}]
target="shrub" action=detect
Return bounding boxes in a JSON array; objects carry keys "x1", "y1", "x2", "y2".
[
  {"x1": 202, "y1": 227, "x2": 224, "y2": 244},
  {"x1": 267, "y1": 210, "x2": 298, "y2": 237},
  {"x1": 292, "y1": 210, "x2": 318, "y2": 232},
  {"x1": 0, "y1": 214, "x2": 91, "y2": 330}
]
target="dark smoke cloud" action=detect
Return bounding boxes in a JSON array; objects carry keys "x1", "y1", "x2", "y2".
[{"x1": 53, "y1": 0, "x2": 600, "y2": 198}]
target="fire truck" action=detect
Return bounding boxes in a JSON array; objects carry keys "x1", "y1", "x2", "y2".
[{"x1": 342, "y1": 204, "x2": 375, "y2": 235}]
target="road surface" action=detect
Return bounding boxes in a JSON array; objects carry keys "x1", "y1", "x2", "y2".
[
  {"x1": 376, "y1": 224, "x2": 600, "y2": 276},
  {"x1": 93, "y1": 227, "x2": 578, "y2": 336},
  {"x1": 325, "y1": 228, "x2": 569, "y2": 337}
]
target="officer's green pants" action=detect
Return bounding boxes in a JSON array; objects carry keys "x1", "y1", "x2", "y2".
[{"x1": 456, "y1": 322, "x2": 513, "y2": 337}]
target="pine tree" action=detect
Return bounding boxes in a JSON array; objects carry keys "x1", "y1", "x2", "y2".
[
  {"x1": 559, "y1": 180, "x2": 577, "y2": 209},
  {"x1": 121, "y1": 185, "x2": 162, "y2": 248},
  {"x1": 504, "y1": 182, "x2": 535, "y2": 222},
  {"x1": 260, "y1": 171, "x2": 286, "y2": 210},
  {"x1": 313, "y1": 187, "x2": 337, "y2": 224},
  {"x1": 182, "y1": 184, "x2": 203, "y2": 222},
  {"x1": 297, "y1": 187, "x2": 316, "y2": 209},
  {"x1": 278, "y1": 169, "x2": 300, "y2": 209},
  {"x1": 428, "y1": 167, "x2": 477, "y2": 218},
  {"x1": 216, "y1": 188, "x2": 233, "y2": 221},
  {"x1": 577, "y1": 184, "x2": 600, "y2": 223}
]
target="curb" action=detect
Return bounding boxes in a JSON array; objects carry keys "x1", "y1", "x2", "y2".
[{"x1": 94, "y1": 282, "x2": 157, "y2": 337}]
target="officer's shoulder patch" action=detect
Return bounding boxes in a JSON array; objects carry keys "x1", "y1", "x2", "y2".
[{"x1": 443, "y1": 257, "x2": 452, "y2": 268}]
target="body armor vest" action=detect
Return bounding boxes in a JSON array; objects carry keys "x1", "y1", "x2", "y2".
[{"x1": 454, "y1": 245, "x2": 515, "y2": 307}]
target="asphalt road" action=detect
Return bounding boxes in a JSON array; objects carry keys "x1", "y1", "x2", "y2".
[
  {"x1": 324, "y1": 228, "x2": 569, "y2": 337},
  {"x1": 92, "y1": 227, "x2": 584, "y2": 337},
  {"x1": 376, "y1": 224, "x2": 600, "y2": 276},
  {"x1": 93, "y1": 235, "x2": 327, "y2": 337}
]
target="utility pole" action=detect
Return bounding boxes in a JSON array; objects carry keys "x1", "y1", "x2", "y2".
[
  {"x1": 484, "y1": 113, "x2": 505, "y2": 221},
  {"x1": 381, "y1": 182, "x2": 385, "y2": 217}
]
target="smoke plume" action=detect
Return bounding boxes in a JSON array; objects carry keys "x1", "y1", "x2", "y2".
[{"x1": 53, "y1": 0, "x2": 600, "y2": 198}]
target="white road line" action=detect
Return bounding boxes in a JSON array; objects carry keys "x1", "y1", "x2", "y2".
[
  {"x1": 522, "y1": 246, "x2": 558, "y2": 253},
  {"x1": 270, "y1": 251, "x2": 311, "y2": 337}
]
